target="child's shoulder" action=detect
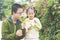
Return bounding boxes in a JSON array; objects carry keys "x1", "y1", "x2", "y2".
[{"x1": 34, "y1": 17, "x2": 40, "y2": 20}]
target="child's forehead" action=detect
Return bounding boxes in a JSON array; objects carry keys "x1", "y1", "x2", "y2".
[
  {"x1": 28, "y1": 9, "x2": 34, "y2": 11},
  {"x1": 28, "y1": 9, "x2": 34, "y2": 13}
]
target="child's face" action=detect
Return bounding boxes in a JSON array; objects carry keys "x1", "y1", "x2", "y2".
[{"x1": 27, "y1": 9, "x2": 35, "y2": 20}]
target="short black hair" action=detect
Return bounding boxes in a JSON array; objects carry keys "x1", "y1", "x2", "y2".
[{"x1": 11, "y1": 3, "x2": 23, "y2": 15}]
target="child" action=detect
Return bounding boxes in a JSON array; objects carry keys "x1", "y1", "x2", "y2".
[{"x1": 22, "y1": 7, "x2": 42, "y2": 40}]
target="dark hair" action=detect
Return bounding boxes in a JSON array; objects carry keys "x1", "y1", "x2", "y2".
[
  {"x1": 26, "y1": 7, "x2": 37, "y2": 14},
  {"x1": 11, "y1": 3, "x2": 23, "y2": 15}
]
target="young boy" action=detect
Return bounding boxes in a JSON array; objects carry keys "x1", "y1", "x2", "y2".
[
  {"x1": 2, "y1": 4, "x2": 26, "y2": 40},
  {"x1": 22, "y1": 7, "x2": 42, "y2": 40}
]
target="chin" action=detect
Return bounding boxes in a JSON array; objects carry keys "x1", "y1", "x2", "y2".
[{"x1": 29, "y1": 18, "x2": 33, "y2": 20}]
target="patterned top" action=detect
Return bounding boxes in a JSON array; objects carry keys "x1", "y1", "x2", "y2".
[{"x1": 24, "y1": 17, "x2": 42, "y2": 38}]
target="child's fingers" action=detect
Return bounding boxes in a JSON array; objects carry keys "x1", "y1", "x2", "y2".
[
  {"x1": 28, "y1": 27, "x2": 31, "y2": 30},
  {"x1": 21, "y1": 22, "x2": 26, "y2": 29},
  {"x1": 34, "y1": 20, "x2": 37, "y2": 23}
]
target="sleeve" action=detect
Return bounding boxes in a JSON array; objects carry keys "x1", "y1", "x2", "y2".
[
  {"x1": 15, "y1": 23, "x2": 26, "y2": 39},
  {"x1": 34, "y1": 18, "x2": 42, "y2": 30},
  {"x1": 20, "y1": 28, "x2": 26, "y2": 39},
  {"x1": 2, "y1": 20, "x2": 16, "y2": 40}
]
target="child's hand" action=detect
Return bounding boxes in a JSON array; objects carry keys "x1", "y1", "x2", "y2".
[
  {"x1": 28, "y1": 27, "x2": 32, "y2": 30},
  {"x1": 34, "y1": 20, "x2": 37, "y2": 23},
  {"x1": 21, "y1": 22, "x2": 26, "y2": 29}
]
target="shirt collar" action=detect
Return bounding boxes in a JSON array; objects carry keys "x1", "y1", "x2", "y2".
[{"x1": 9, "y1": 16, "x2": 21, "y2": 25}]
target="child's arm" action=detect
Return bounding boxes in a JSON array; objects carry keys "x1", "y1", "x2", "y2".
[{"x1": 34, "y1": 18, "x2": 42, "y2": 30}]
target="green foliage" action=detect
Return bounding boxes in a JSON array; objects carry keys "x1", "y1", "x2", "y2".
[
  {"x1": 35, "y1": 0, "x2": 60, "y2": 40},
  {"x1": 3, "y1": 0, "x2": 14, "y2": 17}
]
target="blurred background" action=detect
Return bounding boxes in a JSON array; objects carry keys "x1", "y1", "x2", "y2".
[{"x1": 0, "y1": 0, "x2": 60, "y2": 40}]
